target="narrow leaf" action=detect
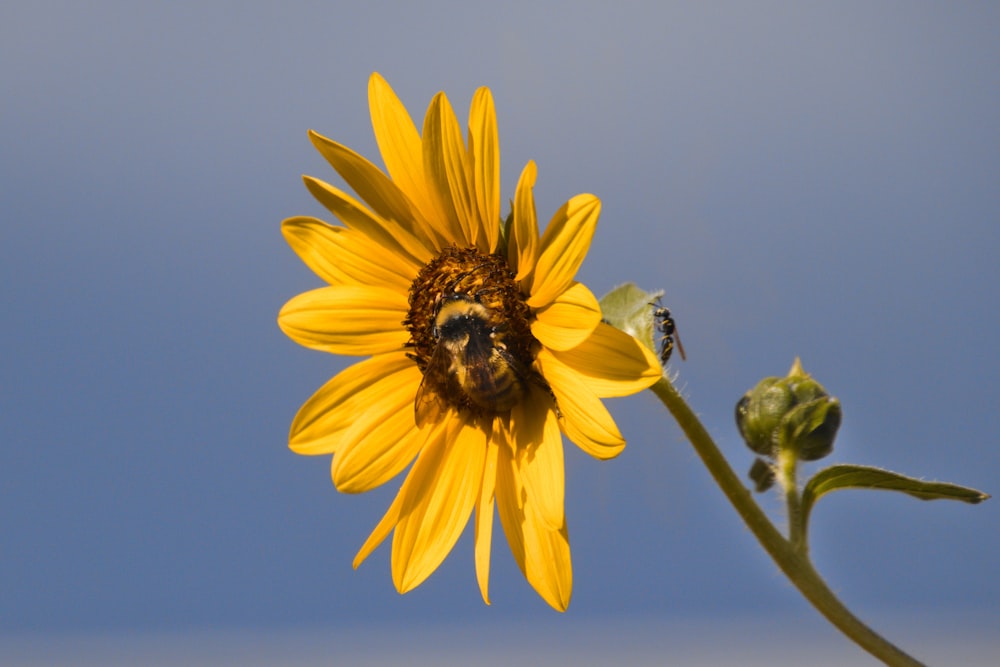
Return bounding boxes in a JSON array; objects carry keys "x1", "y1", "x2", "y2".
[{"x1": 802, "y1": 464, "x2": 989, "y2": 528}]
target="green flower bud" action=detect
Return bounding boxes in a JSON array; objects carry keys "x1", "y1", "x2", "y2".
[
  {"x1": 735, "y1": 378, "x2": 795, "y2": 456},
  {"x1": 735, "y1": 358, "x2": 841, "y2": 462},
  {"x1": 782, "y1": 395, "x2": 842, "y2": 461}
]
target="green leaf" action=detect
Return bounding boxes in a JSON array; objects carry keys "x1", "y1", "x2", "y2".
[
  {"x1": 801, "y1": 464, "x2": 990, "y2": 529},
  {"x1": 598, "y1": 282, "x2": 662, "y2": 354}
]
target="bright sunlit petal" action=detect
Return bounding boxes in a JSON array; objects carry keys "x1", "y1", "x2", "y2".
[
  {"x1": 551, "y1": 322, "x2": 662, "y2": 397},
  {"x1": 278, "y1": 285, "x2": 409, "y2": 355},
  {"x1": 526, "y1": 194, "x2": 601, "y2": 308},
  {"x1": 289, "y1": 353, "x2": 414, "y2": 455},
  {"x1": 536, "y1": 349, "x2": 626, "y2": 459},
  {"x1": 531, "y1": 281, "x2": 602, "y2": 351}
]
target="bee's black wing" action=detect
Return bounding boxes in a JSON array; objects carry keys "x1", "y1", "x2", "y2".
[{"x1": 414, "y1": 345, "x2": 452, "y2": 428}]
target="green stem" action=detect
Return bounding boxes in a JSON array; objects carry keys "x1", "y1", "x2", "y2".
[
  {"x1": 649, "y1": 377, "x2": 924, "y2": 667},
  {"x1": 776, "y1": 448, "x2": 806, "y2": 554}
]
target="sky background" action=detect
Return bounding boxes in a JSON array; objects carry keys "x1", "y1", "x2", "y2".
[{"x1": 2, "y1": 2, "x2": 998, "y2": 665}]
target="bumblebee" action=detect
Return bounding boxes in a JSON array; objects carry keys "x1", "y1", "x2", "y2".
[
  {"x1": 415, "y1": 293, "x2": 542, "y2": 425},
  {"x1": 651, "y1": 300, "x2": 686, "y2": 365}
]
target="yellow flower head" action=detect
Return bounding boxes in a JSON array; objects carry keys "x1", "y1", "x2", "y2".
[{"x1": 278, "y1": 73, "x2": 661, "y2": 611}]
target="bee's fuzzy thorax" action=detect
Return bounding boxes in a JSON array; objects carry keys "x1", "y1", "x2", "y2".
[{"x1": 405, "y1": 245, "x2": 542, "y2": 420}]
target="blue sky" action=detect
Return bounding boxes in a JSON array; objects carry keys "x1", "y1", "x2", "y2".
[{"x1": 3, "y1": 2, "x2": 998, "y2": 664}]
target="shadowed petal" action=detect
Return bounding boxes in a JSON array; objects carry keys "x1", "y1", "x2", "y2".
[
  {"x1": 352, "y1": 417, "x2": 450, "y2": 570},
  {"x1": 468, "y1": 87, "x2": 500, "y2": 253},
  {"x1": 511, "y1": 395, "x2": 565, "y2": 530},
  {"x1": 423, "y1": 92, "x2": 473, "y2": 245},
  {"x1": 278, "y1": 285, "x2": 409, "y2": 355},
  {"x1": 303, "y1": 174, "x2": 433, "y2": 265},
  {"x1": 307, "y1": 132, "x2": 441, "y2": 259},
  {"x1": 331, "y1": 363, "x2": 427, "y2": 493},
  {"x1": 475, "y1": 424, "x2": 501, "y2": 605},
  {"x1": 309, "y1": 129, "x2": 412, "y2": 223},
  {"x1": 281, "y1": 216, "x2": 414, "y2": 289},
  {"x1": 392, "y1": 418, "x2": 487, "y2": 593},
  {"x1": 367, "y1": 72, "x2": 446, "y2": 247},
  {"x1": 508, "y1": 161, "x2": 539, "y2": 281},
  {"x1": 353, "y1": 486, "x2": 403, "y2": 570},
  {"x1": 496, "y1": 441, "x2": 572, "y2": 612}
]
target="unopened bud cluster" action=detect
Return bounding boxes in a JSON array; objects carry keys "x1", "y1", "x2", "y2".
[{"x1": 736, "y1": 359, "x2": 841, "y2": 490}]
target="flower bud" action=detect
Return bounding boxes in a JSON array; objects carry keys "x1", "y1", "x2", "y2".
[
  {"x1": 735, "y1": 358, "x2": 841, "y2": 462},
  {"x1": 782, "y1": 394, "x2": 842, "y2": 461},
  {"x1": 735, "y1": 378, "x2": 795, "y2": 456}
]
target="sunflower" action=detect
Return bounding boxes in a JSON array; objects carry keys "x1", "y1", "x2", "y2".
[{"x1": 278, "y1": 72, "x2": 661, "y2": 611}]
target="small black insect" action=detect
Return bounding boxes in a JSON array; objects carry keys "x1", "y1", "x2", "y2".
[{"x1": 651, "y1": 300, "x2": 686, "y2": 365}]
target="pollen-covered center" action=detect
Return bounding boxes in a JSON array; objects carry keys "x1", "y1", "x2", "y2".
[{"x1": 405, "y1": 246, "x2": 538, "y2": 419}]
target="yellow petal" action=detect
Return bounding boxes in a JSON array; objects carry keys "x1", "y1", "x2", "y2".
[
  {"x1": 475, "y1": 425, "x2": 501, "y2": 606},
  {"x1": 530, "y1": 281, "x2": 602, "y2": 352},
  {"x1": 423, "y1": 92, "x2": 474, "y2": 245},
  {"x1": 309, "y1": 129, "x2": 412, "y2": 224},
  {"x1": 331, "y1": 363, "x2": 427, "y2": 493},
  {"x1": 496, "y1": 442, "x2": 572, "y2": 611},
  {"x1": 367, "y1": 72, "x2": 445, "y2": 248},
  {"x1": 281, "y1": 216, "x2": 413, "y2": 289},
  {"x1": 467, "y1": 87, "x2": 500, "y2": 253},
  {"x1": 289, "y1": 353, "x2": 414, "y2": 455},
  {"x1": 354, "y1": 484, "x2": 405, "y2": 569},
  {"x1": 392, "y1": 418, "x2": 487, "y2": 593},
  {"x1": 307, "y1": 132, "x2": 440, "y2": 260},
  {"x1": 508, "y1": 161, "x2": 539, "y2": 282},
  {"x1": 550, "y1": 322, "x2": 661, "y2": 397},
  {"x1": 526, "y1": 194, "x2": 600, "y2": 308},
  {"x1": 303, "y1": 174, "x2": 432, "y2": 266},
  {"x1": 278, "y1": 285, "x2": 409, "y2": 355},
  {"x1": 511, "y1": 395, "x2": 565, "y2": 530},
  {"x1": 351, "y1": 417, "x2": 450, "y2": 571},
  {"x1": 536, "y1": 349, "x2": 626, "y2": 460}
]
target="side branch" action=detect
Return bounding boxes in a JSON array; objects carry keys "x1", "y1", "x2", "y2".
[{"x1": 649, "y1": 377, "x2": 923, "y2": 667}]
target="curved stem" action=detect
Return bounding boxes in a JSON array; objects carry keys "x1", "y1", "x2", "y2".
[{"x1": 649, "y1": 377, "x2": 924, "y2": 667}]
